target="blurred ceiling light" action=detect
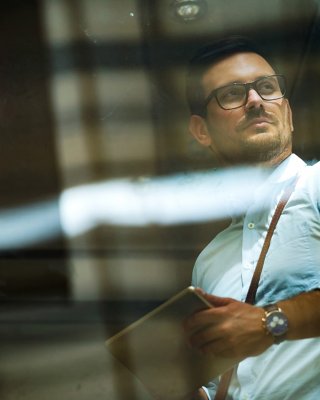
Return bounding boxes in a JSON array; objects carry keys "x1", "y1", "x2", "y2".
[{"x1": 171, "y1": 0, "x2": 207, "y2": 21}]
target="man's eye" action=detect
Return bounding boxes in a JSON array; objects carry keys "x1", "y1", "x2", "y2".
[
  {"x1": 258, "y1": 80, "x2": 277, "y2": 93},
  {"x1": 221, "y1": 86, "x2": 243, "y2": 99}
]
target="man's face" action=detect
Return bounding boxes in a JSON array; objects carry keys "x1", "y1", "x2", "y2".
[{"x1": 190, "y1": 52, "x2": 293, "y2": 166}]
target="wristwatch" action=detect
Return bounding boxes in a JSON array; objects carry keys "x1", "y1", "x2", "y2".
[{"x1": 262, "y1": 304, "x2": 289, "y2": 344}]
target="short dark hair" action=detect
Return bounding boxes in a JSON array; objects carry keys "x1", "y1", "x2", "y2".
[{"x1": 186, "y1": 35, "x2": 272, "y2": 117}]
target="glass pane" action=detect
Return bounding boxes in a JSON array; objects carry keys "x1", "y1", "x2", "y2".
[{"x1": 1, "y1": 0, "x2": 319, "y2": 399}]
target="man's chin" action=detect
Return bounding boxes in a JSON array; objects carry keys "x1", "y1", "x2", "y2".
[{"x1": 241, "y1": 134, "x2": 286, "y2": 161}]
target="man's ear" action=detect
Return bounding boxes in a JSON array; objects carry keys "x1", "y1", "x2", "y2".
[
  {"x1": 189, "y1": 115, "x2": 212, "y2": 147},
  {"x1": 285, "y1": 98, "x2": 294, "y2": 133}
]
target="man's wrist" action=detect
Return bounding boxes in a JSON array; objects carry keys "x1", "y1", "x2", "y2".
[{"x1": 262, "y1": 304, "x2": 289, "y2": 344}]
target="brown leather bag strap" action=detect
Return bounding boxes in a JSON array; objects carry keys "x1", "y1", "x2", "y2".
[
  {"x1": 213, "y1": 368, "x2": 234, "y2": 400},
  {"x1": 214, "y1": 176, "x2": 299, "y2": 400},
  {"x1": 245, "y1": 177, "x2": 298, "y2": 304}
]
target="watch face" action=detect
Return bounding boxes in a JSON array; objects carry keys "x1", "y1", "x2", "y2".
[{"x1": 266, "y1": 311, "x2": 289, "y2": 336}]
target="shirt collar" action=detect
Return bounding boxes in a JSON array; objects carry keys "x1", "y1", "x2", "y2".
[
  {"x1": 264, "y1": 154, "x2": 306, "y2": 186},
  {"x1": 229, "y1": 154, "x2": 306, "y2": 221}
]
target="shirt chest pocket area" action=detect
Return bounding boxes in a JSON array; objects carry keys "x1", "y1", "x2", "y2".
[{"x1": 260, "y1": 216, "x2": 320, "y2": 298}]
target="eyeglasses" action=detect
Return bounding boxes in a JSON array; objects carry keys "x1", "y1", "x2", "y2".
[{"x1": 204, "y1": 74, "x2": 286, "y2": 111}]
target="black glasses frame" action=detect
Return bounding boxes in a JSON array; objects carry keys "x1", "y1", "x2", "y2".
[{"x1": 204, "y1": 74, "x2": 287, "y2": 111}]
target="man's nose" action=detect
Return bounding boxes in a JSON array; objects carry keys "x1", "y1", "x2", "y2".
[{"x1": 245, "y1": 88, "x2": 263, "y2": 109}]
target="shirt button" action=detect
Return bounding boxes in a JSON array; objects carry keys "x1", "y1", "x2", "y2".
[{"x1": 248, "y1": 222, "x2": 255, "y2": 229}]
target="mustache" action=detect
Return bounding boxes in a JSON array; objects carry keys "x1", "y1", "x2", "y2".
[{"x1": 236, "y1": 108, "x2": 278, "y2": 131}]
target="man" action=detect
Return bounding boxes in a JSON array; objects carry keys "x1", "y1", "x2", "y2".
[{"x1": 183, "y1": 36, "x2": 320, "y2": 399}]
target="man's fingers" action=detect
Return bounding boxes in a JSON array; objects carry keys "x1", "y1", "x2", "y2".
[
  {"x1": 184, "y1": 307, "x2": 220, "y2": 333},
  {"x1": 195, "y1": 289, "x2": 235, "y2": 307}
]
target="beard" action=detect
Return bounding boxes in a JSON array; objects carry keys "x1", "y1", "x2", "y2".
[
  {"x1": 229, "y1": 104, "x2": 293, "y2": 165},
  {"x1": 211, "y1": 125, "x2": 293, "y2": 166},
  {"x1": 238, "y1": 128, "x2": 292, "y2": 164},
  {"x1": 206, "y1": 101, "x2": 293, "y2": 166}
]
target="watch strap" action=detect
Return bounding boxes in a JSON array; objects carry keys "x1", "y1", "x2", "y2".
[{"x1": 264, "y1": 304, "x2": 279, "y2": 313}]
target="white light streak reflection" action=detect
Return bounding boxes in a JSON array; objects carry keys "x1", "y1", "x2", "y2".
[
  {"x1": 59, "y1": 167, "x2": 269, "y2": 237},
  {"x1": 0, "y1": 167, "x2": 270, "y2": 249},
  {"x1": 0, "y1": 200, "x2": 61, "y2": 249}
]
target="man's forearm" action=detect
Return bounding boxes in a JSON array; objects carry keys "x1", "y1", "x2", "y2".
[{"x1": 278, "y1": 289, "x2": 320, "y2": 340}]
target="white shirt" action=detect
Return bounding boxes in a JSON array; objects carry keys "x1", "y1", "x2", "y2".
[{"x1": 192, "y1": 154, "x2": 320, "y2": 400}]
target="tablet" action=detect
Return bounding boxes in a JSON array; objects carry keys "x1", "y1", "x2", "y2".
[{"x1": 106, "y1": 286, "x2": 236, "y2": 400}]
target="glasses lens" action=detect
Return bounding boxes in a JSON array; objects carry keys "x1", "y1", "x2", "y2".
[
  {"x1": 257, "y1": 75, "x2": 285, "y2": 100},
  {"x1": 207, "y1": 75, "x2": 286, "y2": 111},
  {"x1": 216, "y1": 84, "x2": 246, "y2": 109}
]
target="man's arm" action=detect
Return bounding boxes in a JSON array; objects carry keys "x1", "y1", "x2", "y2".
[
  {"x1": 184, "y1": 289, "x2": 320, "y2": 359},
  {"x1": 278, "y1": 289, "x2": 320, "y2": 340}
]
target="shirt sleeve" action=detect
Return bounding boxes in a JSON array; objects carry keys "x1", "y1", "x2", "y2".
[{"x1": 202, "y1": 378, "x2": 219, "y2": 399}]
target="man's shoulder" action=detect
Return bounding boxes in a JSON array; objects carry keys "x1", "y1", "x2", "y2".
[
  {"x1": 305, "y1": 158, "x2": 320, "y2": 167},
  {"x1": 304, "y1": 159, "x2": 320, "y2": 178},
  {"x1": 291, "y1": 155, "x2": 320, "y2": 182},
  {"x1": 300, "y1": 160, "x2": 320, "y2": 210}
]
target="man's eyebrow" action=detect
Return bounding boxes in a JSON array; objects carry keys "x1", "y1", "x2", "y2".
[
  {"x1": 207, "y1": 80, "x2": 244, "y2": 95},
  {"x1": 212, "y1": 75, "x2": 273, "y2": 89}
]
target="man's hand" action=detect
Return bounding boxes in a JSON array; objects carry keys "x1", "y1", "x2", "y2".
[{"x1": 184, "y1": 289, "x2": 273, "y2": 360}]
